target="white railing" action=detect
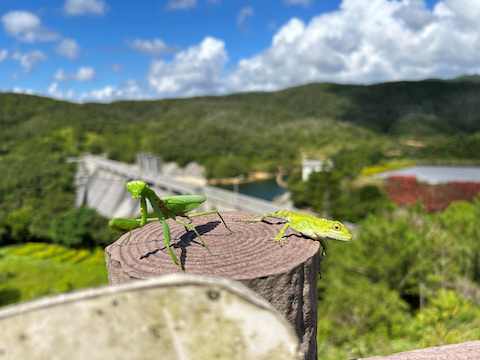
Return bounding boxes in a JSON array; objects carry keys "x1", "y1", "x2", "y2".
[{"x1": 78, "y1": 155, "x2": 294, "y2": 215}]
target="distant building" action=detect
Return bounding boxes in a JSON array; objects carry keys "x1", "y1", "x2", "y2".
[
  {"x1": 376, "y1": 166, "x2": 480, "y2": 211},
  {"x1": 136, "y1": 153, "x2": 163, "y2": 176},
  {"x1": 302, "y1": 159, "x2": 333, "y2": 181},
  {"x1": 135, "y1": 152, "x2": 206, "y2": 186},
  {"x1": 183, "y1": 162, "x2": 206, "y2": 179}
]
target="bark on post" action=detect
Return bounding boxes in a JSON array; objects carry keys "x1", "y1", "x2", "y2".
[{"x1": 105, "y1": 211, "x2": 321, "y2": 360}]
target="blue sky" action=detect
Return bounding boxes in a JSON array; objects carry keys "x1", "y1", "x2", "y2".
[{"x1": 1, "y1": 0, "x2": 478, "y2": 102}]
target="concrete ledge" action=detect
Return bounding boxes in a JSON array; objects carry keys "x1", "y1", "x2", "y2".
[
  {"x1": 361, "y1": 341, "x2": 480, "y2": 360},
  {"x1": 0, "y1": 274, "x2": 301, "y2": 360}
]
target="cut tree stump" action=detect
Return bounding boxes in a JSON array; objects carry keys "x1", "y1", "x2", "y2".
[{"x1": 105, "y1": 211, "x2": 322, "y2": 360}]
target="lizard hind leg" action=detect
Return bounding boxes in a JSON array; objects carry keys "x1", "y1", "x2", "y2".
[{"x1": 274, "y1": 223, "x2": 290, "y2": 246}]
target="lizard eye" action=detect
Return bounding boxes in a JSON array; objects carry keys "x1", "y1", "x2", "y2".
[{"x1": 334, "y1": 223, "x2": 341, "y2": 231}]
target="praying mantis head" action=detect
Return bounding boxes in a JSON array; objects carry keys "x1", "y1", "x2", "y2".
[{"x1": 126, "y1": 180, "x2": 148, "y2": 199}]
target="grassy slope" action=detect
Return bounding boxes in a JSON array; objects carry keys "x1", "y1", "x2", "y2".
[{"x1": 0, "y1": 243, "x2": 107, "y2": 307}]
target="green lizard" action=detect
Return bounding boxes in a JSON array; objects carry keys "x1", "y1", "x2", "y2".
[{"x1": 251, "y1": 210, "x2": 352, "y2": 254}]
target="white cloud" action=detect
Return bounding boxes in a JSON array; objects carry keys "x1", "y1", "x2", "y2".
[
  {"x1": 47, "y1": 82, "x2": 62, "y2": 97},
  {"x1": 284, "y1": 0, "x2": 312, "y2": 6},
  {"x1": 48, "y1": 82, "x2": 59, "y2": 95},
  {"x1": 56, "y1": 38, "x2": 80, "y2": 59},
  {"x1": 64, "y1": 0, "x2": 107, "y2": 16},
  {"x1": 54, "y1": 66, "x2": 95, "y2": 81},
  {"x1": 76, "y1": 66, "x2": 95, "y2": 81},
  {"x1": 1, "y1": 11, "x2": 58, "y2": 42},
  {"x1": 166, "y1": 0, "x2": 197, "y2": 10},
  {"x1": 80, "y1": 80, "x2": 149, "y2": 102},
  {"x1": 12, "y1": 87, "x2": 35, "y2": 95},
  {"x1": 47, "y1": 82, "x2": 76, "y2": 100},
  {"x1": 0, "y1": 49, "x2": 8, "y2": 62},
  {"x1": 237, "y1": 6, "x2": 254, "y2": 27},
  {"x1": 82, "y1": 85, "x2": 115, "y2": 101},
  {"x1": 148, "y1": 36, "x2": 228, "y2": 97},
  {"x1": 12, "y1": 50, "x2": 47, "y2": 72},
  {"x1": 441, "y1": 0, "x2": 480, "y2": 26},
  {"x1": 227, "y1": 0, "x2": 480, "y2": 92},
  {"x1": 1, "y1": 11, "x2": 38, "y2": 35},
  {"x1": 152, "y1": 0, "x2": 480, "y2": 98},
  {"x1": 54, "y1": 69, "x2": 68, "y2": 81},
  {"x1": 129, "y1": 38, "x2": 172, "y2": 56},
  {"x1": 14, "y1": 0, "x2": 480, "y2": 102}
]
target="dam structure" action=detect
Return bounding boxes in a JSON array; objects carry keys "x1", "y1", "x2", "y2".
[{"x1": 74, "y1": 154, "x2": 295, "y2": 218}]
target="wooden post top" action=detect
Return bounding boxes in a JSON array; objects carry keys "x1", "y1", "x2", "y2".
[{"x1": 106, "y1": 211, "x2": 320, "y2": 280}]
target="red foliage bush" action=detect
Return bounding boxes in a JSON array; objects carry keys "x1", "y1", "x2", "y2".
[{"x1": 385, "y1": 176, "x2": 480, "y2": 212}]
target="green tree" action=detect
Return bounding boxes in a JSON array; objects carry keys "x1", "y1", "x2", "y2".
[
  {"x1": 49, "y1": 207, "x2": 114, "y2": 248},
  {"x1": 409, "y1": 290, "x2": 480, "y2": 347}
]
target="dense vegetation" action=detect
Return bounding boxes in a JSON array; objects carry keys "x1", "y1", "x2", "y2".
[
  {"x1": 318, "y1": 199, "x2": 480, "y2": 358},
  {"x1": 1, "y1": 78, "x2": 480, "y2": 358}
]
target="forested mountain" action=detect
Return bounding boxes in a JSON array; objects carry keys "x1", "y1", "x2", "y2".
[{"x1": 3, "y1": 78, "x2": 480, "y2": 169}]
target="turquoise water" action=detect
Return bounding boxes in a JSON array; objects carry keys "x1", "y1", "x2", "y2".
[{"x1": 218, "y1": 178, "x2": 287, "y2": 201}]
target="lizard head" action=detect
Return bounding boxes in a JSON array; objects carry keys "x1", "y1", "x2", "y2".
[
  {"x1": 126, "y1": 180, "x2": 148, "y2": 199},
  {"x1": 321, "y1": 220, "x2": 352, "y2": 241}
]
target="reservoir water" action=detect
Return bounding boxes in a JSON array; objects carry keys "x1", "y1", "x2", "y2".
[{"x1": 217, "y1": 178, "x2": 287, "y2": 201}]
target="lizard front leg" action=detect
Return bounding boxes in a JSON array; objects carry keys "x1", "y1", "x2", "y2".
[
  {"x1": 274, "y1": 223, "x2": 291, "y2": 245},
  {"x1": 319, "y1": 238, "x2": 327, "y2": 257}
]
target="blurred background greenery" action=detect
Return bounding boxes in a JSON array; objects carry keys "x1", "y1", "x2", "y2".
[{"x1": 1, "y1": 78, "x2": 480, "y2": 358}]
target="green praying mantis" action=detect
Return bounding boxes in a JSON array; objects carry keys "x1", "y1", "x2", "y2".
[{"x1": 109, "y1": 180, "x2": 231, "y2": 267}]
